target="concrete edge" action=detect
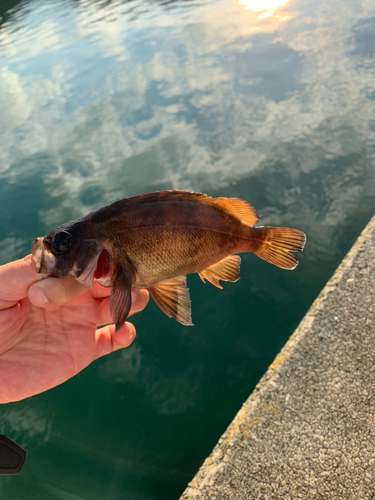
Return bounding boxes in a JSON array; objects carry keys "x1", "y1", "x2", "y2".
[{"x1": 180, "y1": 217, "x2": 374, "y2": 499}]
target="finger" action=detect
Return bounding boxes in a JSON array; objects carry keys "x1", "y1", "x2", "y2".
[
  {"x1": 95, "y1": 322, "x2": 136, "y2": 359},
  {"x1": 90, "y1": 283, "x2": 112, "y2": 299},
  {"x1": 28, "y1": 276, "x2": 88, "y2": 307},
  {"x1": 0, "y1": 299, "x2": 30, "y2": 354},
  {"x1": 0, "y1": 255, "x2": 45, "y2": 308},
  {"x1": 97, "y1": 289, "x2": 150, "y2": 326},
  {"x1": 129, "y1": 289, "x2": 149, "y2": 316}
]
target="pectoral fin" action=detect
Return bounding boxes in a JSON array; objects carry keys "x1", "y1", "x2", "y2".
[
  {"x1": 198, "y1": 255, "x2": 241, "y2": 289},
  {"x1": 110, "y1": 264, "x2": 136, "y2": 332},
  {"x1": 149, "y1": 277, "x2": 193, "y2": 326}
]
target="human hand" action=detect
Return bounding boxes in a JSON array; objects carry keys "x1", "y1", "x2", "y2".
[{"x1": 0, "y1": 255, "x2": 149, "y2": 403}]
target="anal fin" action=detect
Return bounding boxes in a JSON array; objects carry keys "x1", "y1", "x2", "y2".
[
  {"x1": 198, "y1": 255, "x2": 241, "y2": 289},
  {"x1": 110, "y1": 264, "x2": 136, "y2": 332},
  {"x1": 149, "y1": 276, "x2": 193, "y2": 326}
]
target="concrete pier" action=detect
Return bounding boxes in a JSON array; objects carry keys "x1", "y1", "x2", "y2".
[{"x1": 181, "y1": 215, "x2": 375, "y2": 499}]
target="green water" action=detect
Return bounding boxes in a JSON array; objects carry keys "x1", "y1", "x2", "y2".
[{"x1": 1, "y1": 0, "x2": 375, "y2": 497}]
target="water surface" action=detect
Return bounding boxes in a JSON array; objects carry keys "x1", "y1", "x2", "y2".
[{"x1": 1, "y1": 0, "x2": 375, "y2": 498}]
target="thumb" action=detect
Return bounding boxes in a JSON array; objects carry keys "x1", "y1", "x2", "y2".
[
  {"x1": 28, "y1": 276, "x2": 88, "y2": 307},
  {"x1": 0, "y1": 255, "x2": 45, "y2": 308}
]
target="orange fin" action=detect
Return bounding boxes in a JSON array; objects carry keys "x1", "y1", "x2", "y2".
[
  {"x1": 110, "y1": 264, "x2": 136, "y2": 332},
  {"x1": 199, "y1": 255, "x2": 241, "y2": 289},
  {"x1": 253, "y1": 227, "x2": 306, "y2": 270},
  {"x1": 149, "y1": 276, "x2": 193, "y2": 326},
  {"x1": 211, "y1": 198, "x2": 259, "y2": 226},
  {"x1": 119, "y1": 191, "x2": 259, "y2": 227}
]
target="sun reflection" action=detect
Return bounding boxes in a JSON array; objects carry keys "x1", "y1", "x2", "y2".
[
  {"x1": 258, "y1": 11, "x2": 273, "y2": 19},
  {"x1": 237, "y1": 0, "x2": 291, "y2": 27},
  {"x1": 238, "y1": 0, "x2": 290, "y2": 10}
]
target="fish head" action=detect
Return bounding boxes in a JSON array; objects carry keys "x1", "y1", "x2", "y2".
[{"x1": 31, "y1": 221, "x2": 115, "y2": 288}]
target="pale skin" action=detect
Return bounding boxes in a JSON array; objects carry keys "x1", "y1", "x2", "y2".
[{"x1": 0, "y1": 255, "x2": 149, "y2": 404}]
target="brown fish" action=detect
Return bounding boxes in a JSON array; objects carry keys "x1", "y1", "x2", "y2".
[{"x1": 31, "y1": 190, "x2": 306, "y2": 330}]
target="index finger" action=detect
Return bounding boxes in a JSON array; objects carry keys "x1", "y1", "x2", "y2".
[{"x1": 0, "y1": 255, "x2": 45, "y2": 309}]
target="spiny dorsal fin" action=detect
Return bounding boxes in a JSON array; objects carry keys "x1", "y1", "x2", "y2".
[
  {"x1": 149, "y1": 276, "x2": 193, "y2": 326},
  {"x1": 106, "y1": 191, "x2": 260, "y2": 227},
  {"x1": 199, "y1": 255, "x2": 241, "y2": 289}
]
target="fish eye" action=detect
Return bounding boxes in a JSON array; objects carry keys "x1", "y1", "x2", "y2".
[{"x1": 51, "y1": 231, "x2": 73, "y2": 255}]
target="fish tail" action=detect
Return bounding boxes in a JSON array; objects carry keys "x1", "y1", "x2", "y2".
[{"x1": 249, "y1": 227, "x2": 306, "y2": 270}]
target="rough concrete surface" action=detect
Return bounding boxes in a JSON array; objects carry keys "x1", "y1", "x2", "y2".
[{"x1": 181, "y1": 215, "x2": 375, "y2": 500}]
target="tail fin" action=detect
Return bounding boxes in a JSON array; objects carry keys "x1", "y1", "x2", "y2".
[{"x1": 252, "y1": 227, "x2": 306, "y2": 270}]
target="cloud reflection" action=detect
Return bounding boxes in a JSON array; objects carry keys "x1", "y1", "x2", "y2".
[
  {"x1": 98, "y1": 344, "x2": 142, "y2": 383},
  {"x1": 0, "y1": 404, "x2": 51, "y2": 446},
  {"x1": 0, "y1": 237, "x2": 26, "y2": 265},
  {"x1": 0, "y1": 0, "x2": 373, "y2": 243}
]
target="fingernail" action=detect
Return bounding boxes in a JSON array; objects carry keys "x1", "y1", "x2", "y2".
[{"x1": 30, "y1": 287, "x2": 49, "y2": 307}]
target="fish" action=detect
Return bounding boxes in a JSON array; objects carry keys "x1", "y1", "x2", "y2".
[{"x1": 31, "y1": 190, "x2": 306, "y2": 331}]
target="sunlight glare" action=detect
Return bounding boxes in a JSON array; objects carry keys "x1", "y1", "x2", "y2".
[{"x1": 238, "y1": 0, "x2": 290, "y2": 11}]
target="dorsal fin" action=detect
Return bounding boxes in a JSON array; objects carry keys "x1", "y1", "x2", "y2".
[
  {"x1": 210, "y1": 197, "x2": 259, "y2": 226},
  {"x1": 103, "y1": 190, "x2": 259, "y2": 227}
]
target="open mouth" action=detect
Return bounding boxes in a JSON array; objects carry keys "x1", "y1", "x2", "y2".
[
  {"x1": 94, "y1": 249, "x2": 113, "y2": 281},
  {"x1": 77, "y1": 247, "x2": 115, "y2": 288}
]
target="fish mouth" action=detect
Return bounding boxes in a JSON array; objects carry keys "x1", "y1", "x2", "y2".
[
  {"x1": 32, "y1": 237, "x2": 115, "y2": 288},
  {"x1": 31, "y1": 237, "x2": 56, "y2": 274}
]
